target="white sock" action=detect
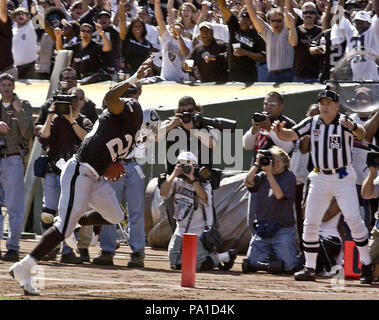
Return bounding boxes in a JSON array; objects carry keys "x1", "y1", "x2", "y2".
[
  {"x1": 217, "y1": 252, "x2": 230, "y2": 263},
  {"x1": 20, "y1": 255, "x2": 38, "y2": 271},
  {"x1": 357, "y1": 244, "x2": 372, "y2": 265},
  {"x1": 304, "y1": 252, "x2": 318, "y2": 269}
]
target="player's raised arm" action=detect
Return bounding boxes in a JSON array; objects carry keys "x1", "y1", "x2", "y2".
[{"x1": 104, "y1": 56, "x2": 153, "y2": 115}]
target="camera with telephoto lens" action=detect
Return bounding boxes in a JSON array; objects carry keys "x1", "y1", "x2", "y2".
[
  {"x1": 192, "y1": 112, "x2": 237, "y2": 132},
  {"x1": 366, "y1": 152, "x2": 379, "y2": 167},
  {"x1": 252, "y1": 111, "x2": 272, "y2": 123},
  {"x1": 259, "y1": 150, "x2": 273, "y2": 166}
]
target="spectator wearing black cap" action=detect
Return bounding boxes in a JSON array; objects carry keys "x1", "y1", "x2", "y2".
[
  {"x1": 93, "y1": 10, "x2": 121, "y2": 74},
  {"x1": 56, "y1": 22, "x2": 112, "y2": 79},
  {"x1": 183, "y1": 21, "x2": 228, "y2": 82},
  {"x1": 0, "y1": 0, "x2": 17, "y2": 79},
  {"x1": 11, "y1": 6, "x2": 38, "y2": 79},
  {"x1": 216, "y1": 0, "x2": 266, "y2": 82},
  {"x1": 272, "y1": 88, "x2": 374, "y2": 284}
]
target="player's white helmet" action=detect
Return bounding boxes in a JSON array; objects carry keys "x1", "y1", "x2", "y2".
[{"x1": 137, "y1": 108, "x2": 160, "y2": 143}]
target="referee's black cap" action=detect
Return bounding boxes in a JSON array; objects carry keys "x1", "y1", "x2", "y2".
[{"x1": 318, "y1": 90, "x2": 339, "y2": 102}]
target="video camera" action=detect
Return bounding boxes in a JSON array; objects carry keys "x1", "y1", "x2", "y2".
[
  {"x1": 252, "y1": 111, "x2": 272, "y2": 123},
  {"x1": 180, "y1": 112, "x2": 237, "y2": 132},
  {"x1": 259, "y1": 150, "x2": 273, "y2": 166},
  {"x1": 52, "y1": 81, "x2": 77, "y2": 115}
]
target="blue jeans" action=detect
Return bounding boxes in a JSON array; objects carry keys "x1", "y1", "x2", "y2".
[
  {"x1": 266, "y1": 69, "x2": 293, "y2": 83},
  {"x1": 257, "y1": 63, "x2": 269, "y2": 82},
  {"x1": 0, "y1": 155, "x2": 25, "y2": 253},
  {"x1": 293, "y1": 76, "x2": 319, "y2": 83},
  {"x1": 99, "y1": 161, "x2": 145, "y2": 256},
  {"x1": 246, "y1": 226, "x2": 299, "y2": 271}
]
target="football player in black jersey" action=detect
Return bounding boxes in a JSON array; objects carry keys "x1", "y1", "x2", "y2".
[{"x1": 9, "y1": 57, "x2": 154, "y2": 296}]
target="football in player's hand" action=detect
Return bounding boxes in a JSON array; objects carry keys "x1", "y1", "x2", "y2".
[{"x1": 103, "y1": 162, "x2": 126, "y2": 182}]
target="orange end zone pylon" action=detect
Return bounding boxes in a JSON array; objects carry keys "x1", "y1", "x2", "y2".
[
  {"x1": 181, "y1": 233, "x2": 197, "y2": 287},
  {"x1": 344, "y1": 240, "x2": 361, "y2": 279}
]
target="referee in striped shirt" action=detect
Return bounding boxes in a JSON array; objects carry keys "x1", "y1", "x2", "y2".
[{"x1": 272, "y1": 89, "x2": 374, "y2": 284}]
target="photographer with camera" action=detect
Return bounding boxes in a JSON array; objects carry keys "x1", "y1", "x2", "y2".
[
  {"x1": 242, "y1": 146, "x2": 300, "y2": 274},
  {"x1": 361, "y1": 152, "x2": 379, "y2": 282},
  {"x1": 243, "y1": 91, "x2": 296, "y2": 162},
  {"x1": 157, "y1": 95, "x2": 236, "y2": 231},
  {"x1": 0, "y1": 73, "x2": 34, "y2": 262},
  {"x1": 35, "y1": 67, "x2": 98, "y2": 134},
  {"x1": 160, "y1": 151, "x2": 237, "y2": 271},
  {"x1": 36, "y1": 87, "x2": 94, "y2": 264}
]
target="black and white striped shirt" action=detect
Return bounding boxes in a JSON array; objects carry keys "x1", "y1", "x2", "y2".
[{"x1": 292, "y1": 114, "x2": 354, "y2": 171}]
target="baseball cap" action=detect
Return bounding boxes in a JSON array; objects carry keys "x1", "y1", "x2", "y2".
[
  {"x1": 199, "y1": 21, "x2": 213, "y2": 30},
  {"x1": 353, "y1": 10, "x2": 371, "y2": 23},
  {"x1": 201, "y1": 0, "x2": 212, "y2": 7},
  {"x1": 98, "y1": 10, "x2": 111, "y2": 18},
  {"x1": 177, "y1": 151, "x2": 198, "y2": 164},
  {"x1": 318, "y1": 90, "x2": 339, "y2": 102},
  {"x1": 13, "y1": 6, "x2": 29, "y2": 15}
]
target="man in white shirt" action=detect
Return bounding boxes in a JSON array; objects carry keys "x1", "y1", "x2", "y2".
[
  {"x1": 154, "y1": 0, "x2": 192, "y2": 82},
  {"x1": 11, "y1": 7, "x2": 37, "y2": 79},
  {"x1": 331, "y1": 4, "x2": 379, "y2": 81}
]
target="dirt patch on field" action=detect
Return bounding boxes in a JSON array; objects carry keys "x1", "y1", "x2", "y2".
[{"x1": 1, "y1": 238, "x2": 378, "y2": 301}]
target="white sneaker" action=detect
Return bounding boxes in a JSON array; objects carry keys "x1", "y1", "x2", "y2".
[
  {"x1": 9, "y1": 262, "x2": 40, "y2": 296},
  {"x1": 65, "y1": 232, "x2": 78, "y2": 253}
]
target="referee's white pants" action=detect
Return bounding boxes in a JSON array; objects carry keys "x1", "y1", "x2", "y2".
[
  {"x1": 303, "y1": 167, "x2": 368, "y2": 247},
  {"x1": 54, "y1": 158, "x2": 124, "y2": 238}
]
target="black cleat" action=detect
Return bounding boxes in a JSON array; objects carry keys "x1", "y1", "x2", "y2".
[
  {"x1": 60, "y1": 252, "x2": 83, "y2": 264},
  {"x1": 79, "y1": 249, "x2": 90, "y2": 263},
  {"x1": 360, "y1": 263, "x2": 374, "y2": 284},
  {"x1": 218, "y1": 249, "x2": 237, "y2": 270},
  {"x1": 93, "y1": 251, "x2": 114, "y2": 266},
  {"x1": 294, "y1": 267, "x2": 316, "y2": 281},
  {"x1": 2, "y1": 250, "x2": 19, "y2": 262}
]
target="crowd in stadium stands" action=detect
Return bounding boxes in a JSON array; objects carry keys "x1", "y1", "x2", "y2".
[{"x1": 1, "y1": 0, "x2": 379, "y2": 287}]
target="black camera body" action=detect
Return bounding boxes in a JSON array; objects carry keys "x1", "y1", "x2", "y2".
[
  {"x1": 252, "y1": 111, "x2": 272, "y2": 123},
  {"x1": 367, "y1": 152, "x2": 379, "y2": 167},
  {"x1": 180, "y1": 112, "x2": 193, "y2": 124},
  {"x1": 52, "y1": 93, "x2": 77, "y2": 115},
  {"x1": 180, "y1": 163, "x2": 192, "y2": 174},
  {"x1": 260, "y1": 150, "x2": 272, "y2": 166}
]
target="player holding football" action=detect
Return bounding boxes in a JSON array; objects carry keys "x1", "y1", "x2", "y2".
[{"x1": 9, "y1": 57, "x2": 154, "y2": 296}]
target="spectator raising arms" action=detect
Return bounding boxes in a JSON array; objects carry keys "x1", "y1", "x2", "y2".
[
  {"x1": 120, "y1": 2, "x2": 154, "y2": 75},
  {"x1": 246, "y1": 0, "x2": 294, "y2": 83},
  {"x1": 216, "y1": 0, "x2": 266, "y2": 82},
  {"x1": 154, "y1": 0, "x2": 192, "y2": 82},
  {"x1": 56, "y1": 22, "x2": 112, "y2": 79}
]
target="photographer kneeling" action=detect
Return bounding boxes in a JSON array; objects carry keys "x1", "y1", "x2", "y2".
[
  {"x1": 361, "y1": 152, "x2": 379, "y2": 282},
  {"x1": 159, "y1": 151, "x2": 237, "y2": 271},
  {"x1": 242, "y1": 146, "x2": 300, "y2": 274},
  {"x1": 36, "y1": 87, "x2": 94, "y2": 263}
]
